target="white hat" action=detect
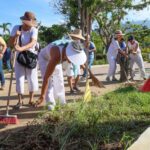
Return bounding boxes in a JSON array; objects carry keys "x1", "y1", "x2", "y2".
[{"x1": 66, "y1": 41, "x2": 87, "y2": 65}]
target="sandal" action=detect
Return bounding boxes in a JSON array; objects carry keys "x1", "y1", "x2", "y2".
[
  {"x1": 13, "y1": 102, "x2": 23, "y2": 110},
  {"x1": 28, "y1": 101, "x2": 36, "y2": 106}
]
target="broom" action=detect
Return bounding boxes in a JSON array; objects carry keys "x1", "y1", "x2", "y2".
[
  {"x1": 88, "y1": 69, "x2": 105, "y2": 88},
  {"x1": 0, "y1": 48, "x2": 19, "y2": 124}
]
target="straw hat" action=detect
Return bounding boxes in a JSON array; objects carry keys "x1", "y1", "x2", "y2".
[
  {"x1": 115, "y1": 30, "x2": 125, "y2": 36},
  {"x1": 20, "y1": 11, "x2": 37, "y2": 27},
  {"x1": 69, "y1": 29, "x2": 85, "y2": 40},
  {"x1": 66, "y1": 41, "x2": 86, "y2": 65}
]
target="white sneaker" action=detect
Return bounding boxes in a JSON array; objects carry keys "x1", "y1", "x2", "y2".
[
  {"x1": 47, "y1": 105, "x2": 55, "y2": 111},
  {"x1": 80, "y1": 77, "x2": 86, "y2": 81}
]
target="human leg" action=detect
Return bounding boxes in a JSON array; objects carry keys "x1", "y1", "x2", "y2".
[
  {"x1": 53, "y1": 64, "x2": 66, "y2": 104},
  {"x1": 14, "y1": 61, "x2": 25, "y2": 108},
  {"x1": 135, "y1": 54, "x2": 146, "y2": 79},
  {"x1": 38, "y1": 57, "x2": 56, "y2": 107},
  {"x1": 0, "y1": 59, "x2": 5, "y2": 89},
  {"x1": 129, "y1": 54, "x2": 135, "y2": 80},
  {"x1": 26, "y1": 67, "x2": 39, "y2": 103},
  {"x1": 106, "y1": 55, "x2": 116, "y2": 81}
]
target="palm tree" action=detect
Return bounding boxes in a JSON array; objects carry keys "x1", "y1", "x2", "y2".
[{"x1": 0, "y1": 23, "x2": 11, "y2": 36}]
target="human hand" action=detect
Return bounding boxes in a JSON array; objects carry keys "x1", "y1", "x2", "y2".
[
  {"x1": 132, "y1": 51, "x2": 137, "y2": 55},
  {"x1": 0, "y1": 53, "x2": 3, "y2": 59},
  {"x1": 16, "y1": 30, "x2": 21, "y2": 37},
  {"x1": 15, "y1": 45, "x2": 23, "y2": 52},
  {"x1": 125, "y1": 54, "x2": 128, "y2": 59},
  {"x1": 34, "y1": 97, "x2": 44, "y2": 107}
]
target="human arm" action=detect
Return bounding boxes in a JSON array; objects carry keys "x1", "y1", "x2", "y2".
[
  {"x1": 131, "y1": 42, "x2": 138, "y2": 54},
  {"x1": 15, "y1": 27, "x2": 38, "y2": 52},
  {"x1": 9, "y1": 25, "x2": 21, "y2": 48},
  {"x1": 15, "y1": 38, "x2": 37, "y2": 52},
  {"x1": 36, "y1": 46, "x2": 60, "y2": 105},
  {"x1": 88, "y1": 42, "x2": 96, "y2": 52},
  {"x1": 0, "y1": 37, "x2": 7, "y2": 59},
  {"x1": 114, "y1": 39, "x2": 128, "y2": 58}
]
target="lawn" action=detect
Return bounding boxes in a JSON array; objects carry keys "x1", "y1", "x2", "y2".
[{"x1": 0, "y1": 86, "x2": 150, "y2": 150}]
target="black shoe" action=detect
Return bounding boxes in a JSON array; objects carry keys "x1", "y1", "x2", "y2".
[
  {"x1": 70, "y1": 89, "x2": 76, "y2": 94},
  {"x1": 112, "y1": 77, "x2": 118, "y2": 81},
  {"x1": 73, "y1": 86, "x2": 81, "y2": 92},
  {"x1": 88, "y1": 76, "x2": 92, "y2": 79}
]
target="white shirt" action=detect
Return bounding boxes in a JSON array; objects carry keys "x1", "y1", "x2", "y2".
[
  {"x1": 107, "y1": 38, "x2": 121, "y2": 58},
  {"x1": 10, "y1": 25, "x2": 38, "y2": 53},
  {"x1": 128, "y1": 40, "x2": 141, "y2": 54}
]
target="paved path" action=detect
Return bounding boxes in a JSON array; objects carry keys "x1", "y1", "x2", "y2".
[
  {"x1": 0, "y1": 62, "x2": 149, "y2": 133},
  {"x1": 128, "y1": 127, "x2": 150, "y2": 150}
]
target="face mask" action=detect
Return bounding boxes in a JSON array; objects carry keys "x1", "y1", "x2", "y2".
[{"x1": 74, "y1": 39, "x2": 81, "y2": 43}]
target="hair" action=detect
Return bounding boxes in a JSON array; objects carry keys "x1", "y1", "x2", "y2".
[{"x1": 128, "y1": 35, "x2": 134, "y2": 41}]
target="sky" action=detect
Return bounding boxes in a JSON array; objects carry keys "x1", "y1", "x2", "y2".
[{"x1": 0, "y1": 0, "x2": 150, "y2": 32}]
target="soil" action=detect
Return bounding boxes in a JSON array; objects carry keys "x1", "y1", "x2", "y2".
[{"x1": 0, "y1": 63, "x2": 149, "y2": 140}]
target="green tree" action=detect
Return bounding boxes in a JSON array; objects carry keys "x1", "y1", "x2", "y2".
[
  {"x1": 38, "y1": 24, "x2": 68, "y2": 47},
  {"x1": 123, "y1": 21, "x2": 150, "y2": 48},
  {"x1": 0, "y1": 23, "x2": 11, "y2": 36},
  {"x1": 53, "y1": 0, "x2": 150, "y2": 51}
]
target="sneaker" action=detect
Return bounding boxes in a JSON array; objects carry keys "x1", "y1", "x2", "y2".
[
  {"x1": 106, "y1": 76, "x2": 110, "y2": 81},
  {"x1": 47, "y1": 105, "x2": 55, "y2": 111},
  {"x1": 1, "y1": 85, "x2": 5, "y2": 90},
  {"x1": 112, "y1": 77, "x2": 118, "y2": 81},
  {"x1": 73, "y1": 86, "x2": 81, "y2": 92},
  {"x1": 129, "y1": 77, "x2": 134, "y2": 81},
  {"x1": 70, "y1": 89, "x2": 76, "y2": 94},
  {"x1": 80, "y1": 76, "x2": 86, "y2": 81}
]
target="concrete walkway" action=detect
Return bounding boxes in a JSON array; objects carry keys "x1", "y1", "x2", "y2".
[{"x1": 128, "y1": 127, "x2": 150, "y2": 150}]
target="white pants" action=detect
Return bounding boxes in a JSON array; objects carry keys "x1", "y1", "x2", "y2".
[
  {"x1": 129, "y1": 53, "x2": 146, "y2": 78},
  {"x1": 15, "y1": 61, "x2": 39, "y2": 94},
  {"x1": 38, "y1": 56, "x2": 66, "y2": 106},
  {"x1": 107, "y1": 54, "x2": 117, "y2": 77}
]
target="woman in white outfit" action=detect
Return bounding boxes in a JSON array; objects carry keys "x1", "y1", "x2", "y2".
[
  {"x1": 9, "y1": 12, "x2": 39, "y2": 108},
  {"x1": 106, "y1": 30, "x2": 128, "y2": 81},
  {"x1": 35, "y1": 29, "x2": 86, "y2": 110},
  {"x1": 127, "y1": 35, "x2": 146, "y2": 80}
]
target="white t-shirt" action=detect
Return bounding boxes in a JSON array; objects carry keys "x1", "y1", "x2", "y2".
[
  {"x1": 107, "y1": 38, "x2": 121, "y2": 58},
  {"x1": 128, "y1": 40, "x2": 141, "y2": 54},
  {"x1": 10, "y1": 25, "x2": 38, "y2": 53}
]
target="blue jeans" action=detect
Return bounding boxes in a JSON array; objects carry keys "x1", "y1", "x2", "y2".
[
  {"x1": 83, "y1": 54, "x2": 94, "y2": 77},
  {"x1": 0, "y1": 59, "x2": 5, "y2": 86},
  {"x1": 3, "y1": 48, "x2": 11, "y2": 70}
]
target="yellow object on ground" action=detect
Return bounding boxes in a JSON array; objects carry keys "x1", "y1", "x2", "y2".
[{"x1": 83, "y1": 79, "x2": 91, "y2": 102}]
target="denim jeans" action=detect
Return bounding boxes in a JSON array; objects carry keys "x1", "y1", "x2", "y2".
[
  {"x1": 3, "y1": 48, "x2": 11, "y2": 70},
  {"x1": 0, "y1": 58, "x2": 5, "y2": 86},
  {"x1": 83, "y1": 54, "x2": 94, "y2": 77}
]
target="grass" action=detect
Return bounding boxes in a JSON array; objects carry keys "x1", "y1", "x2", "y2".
[{"x1": 0, "y1": 86, "x2": 150, "y2": 150}]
